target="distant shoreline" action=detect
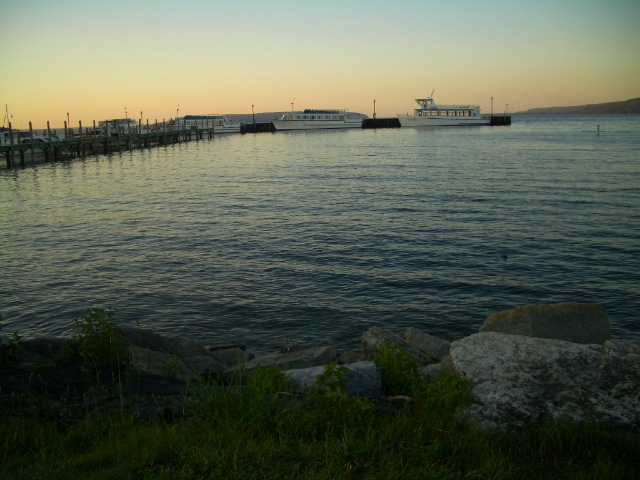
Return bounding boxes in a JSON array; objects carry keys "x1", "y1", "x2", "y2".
[{"x1": 515, "y1": 97, "x2": 640, "y2": 115}]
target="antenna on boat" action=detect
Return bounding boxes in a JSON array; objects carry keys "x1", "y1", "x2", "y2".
[{"x1": 430, "y1": 89, "x2": 434, "y2": 98}]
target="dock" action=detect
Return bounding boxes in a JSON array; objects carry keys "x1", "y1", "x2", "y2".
[
  {"x1": 1, "y1": 120, "x2": 217, "y2": 168},
  {"x1": 488, "y1": 115, "x2": 511, "y2": 126},
  {"x1": 362, "y1": 118, "x2": 401, "y2": 129},
  {"x1": 2, "y1": 113, "x2": 512, "y2": 168}
]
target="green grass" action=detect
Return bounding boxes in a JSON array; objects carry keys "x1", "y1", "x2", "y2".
[
  {"x1": 1, "y1": 314, "x2": 638, "y2": 479},
  {"x1": 2, "y1": 366, "x2": 638, "y2": 479}
]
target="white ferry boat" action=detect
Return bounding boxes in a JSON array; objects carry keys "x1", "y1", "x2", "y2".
[
  {"x1": 397, "y1": 92, "x2": 489, "y2": 127},
  {"x1": 272, "y1": 109, "x2": 368, "y2": 131},
  {"x1": 172, "y1": 115, "x2": 241, "y2": 134}
]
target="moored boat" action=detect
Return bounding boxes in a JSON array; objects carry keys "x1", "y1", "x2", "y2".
[
  {"x1": 397, "y1": 92, "x2": 489, "y2": 127},
  {"x1": 272, "y1": 109, "x2": 368, "y2": 131},
  {"x1": 172, "y1": 115, "x2": 242, "y2": 134}
]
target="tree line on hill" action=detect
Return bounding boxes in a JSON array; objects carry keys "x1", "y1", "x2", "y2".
[{"x1": 518, "y1": 97, "x2": 640, "y2": 114}]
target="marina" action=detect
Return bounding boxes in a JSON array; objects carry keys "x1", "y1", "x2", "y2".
[
  {"x1": 1, "y1": 110, "x2": 511, "y2": 169},
  {"x1": 1, "y1": 115, "x2": 638, "y2": 353},
  {"x1": 1, "y1": 119, "x2": 219, "y2": 168}
]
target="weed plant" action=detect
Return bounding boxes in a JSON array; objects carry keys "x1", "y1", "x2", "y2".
[{"x1": 1, "y1": 334, "x2": 638, "y2": 478}]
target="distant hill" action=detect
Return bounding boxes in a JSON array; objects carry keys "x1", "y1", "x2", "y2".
[{"x1": 518, "y1": 97, "x2": 640, "y2": 114}]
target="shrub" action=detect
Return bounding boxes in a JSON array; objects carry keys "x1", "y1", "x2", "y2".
[
  {"x1": 373, "y1": 342, "x2": 421, "y2": 396},
  {"x1": 64, "y1": 307, "x2": 128, "y2": 367}
]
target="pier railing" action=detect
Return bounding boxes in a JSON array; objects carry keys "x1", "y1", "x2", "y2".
[{"x1": 1, "y1": 119, "x2": 219, "y2": 168}]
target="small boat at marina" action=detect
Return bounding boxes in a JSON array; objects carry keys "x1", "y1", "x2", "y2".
[
  {"x1": 272, "y1": 109, "x2": 368, "y2": 131},
  {"x1": 171, "y1": 115, "x2": 242, "y2": 134},
  {"x1": 397, "y1": 92, "x2": 490, "y2": 127},
  {"x1": 98, "y1": 118, "x2": 139, "y2": 136}
]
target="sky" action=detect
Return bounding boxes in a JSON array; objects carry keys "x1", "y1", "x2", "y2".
[{"x1": 1, "y1": 0, "x2": 639, "y2": 129}]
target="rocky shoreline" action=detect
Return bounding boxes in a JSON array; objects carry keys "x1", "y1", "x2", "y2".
[{"x1": 1, "y1": 303, "x2": 639, "y2": 431}]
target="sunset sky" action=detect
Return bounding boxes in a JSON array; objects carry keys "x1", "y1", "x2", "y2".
[{"x1": 1, "y1": 0, "x2": 639, "y2": 129}]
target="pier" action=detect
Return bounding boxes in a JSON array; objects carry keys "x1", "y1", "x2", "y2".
[
  {"x1": 1, "y1": 120, "x2": 218, "y2": 168},
  {"x1": 2, "y1": 114, "x2": 512, "y2": 168}
]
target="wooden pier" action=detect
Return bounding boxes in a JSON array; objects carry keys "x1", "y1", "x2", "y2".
[{"x1": 1, "y1": 120, "x2": 218, "y2": 168}]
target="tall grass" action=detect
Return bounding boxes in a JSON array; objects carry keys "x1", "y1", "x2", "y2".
[{"x1": 1, "y1": 316, "x2": 638, "y2": 479}]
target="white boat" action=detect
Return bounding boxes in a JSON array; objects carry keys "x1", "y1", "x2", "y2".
[
  {"x1": 272, "y1": 109, "x2": 368, "y2": 131},
  {"x1": 0, "y1": 128, "x2": 53, "y2": 145},
  {"x1": 172, "y1": 115, "x2": 241, "y2": 134},
  {"x1": 397, "y1": 92, "x2": 489, "y2": 127},
  {"x1": 98, "y1": 118, "x2": 139, "y2": 136}
]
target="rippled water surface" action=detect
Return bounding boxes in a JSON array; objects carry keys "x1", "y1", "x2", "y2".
[{"x1": 1, "y1": 115, "x2": 639, "y2": 353}]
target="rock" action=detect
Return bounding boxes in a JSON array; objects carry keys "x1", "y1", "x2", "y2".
[
  {"x1": 128, "y1": 345, "x2": 194, "y2": 381},
  {"x1": 419, "y1": 363, "x2": 442, "y2": 380},
  {"x1": 119, "y1": 327, "x2": 210, "y2": 358},
  {"x1": 241, "y1": 346, "x2": 337, "y2": 372},
  {"x1": 479, "y1": 303, "x2": 611, "y2": 344},
  {"x1": 182, "y1": 355, "x2": 227, "y2": 376},
  {"x1": 283, "y1": 361, "x2": 382, "y2": 399},
  {"x1": 361, "y1": 327, "x2": 435, "y2": 366},
  {"x1": 403, "y1": 327, "x2": 450, "y2": 361},
  {"x1": 439, "y1": 355, "x2": 456, "y2": 374},
  {"x1": 208, "y1": 347, "x2": 255, "y2": 367},
  {"x1": 450, "y1": 332, "x2": 640, "y2": 430},
  {"x1": 19, "y1": 338, "x2": 71, "y2": 358},
  {"x1": 337, "y1": 350, "x2": 363, "y2": 365}
]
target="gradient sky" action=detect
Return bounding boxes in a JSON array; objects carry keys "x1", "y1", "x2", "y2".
[{"x1": 2, "y1": 0, "x2": 639, "y2": 129}]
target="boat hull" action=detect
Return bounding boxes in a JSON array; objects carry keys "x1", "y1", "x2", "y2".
[
  {"x1": 397, "y1": 115, "x2": 490, "y2": 127},
  {"x1": 271, "y1": 120, "x2": 363, "y2": 131}
]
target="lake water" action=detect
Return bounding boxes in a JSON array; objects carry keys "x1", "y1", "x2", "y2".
[{"x1": 1, "y1": 115, "x2": 639, "y2": 354}]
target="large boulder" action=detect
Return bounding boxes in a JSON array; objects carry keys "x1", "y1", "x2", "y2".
[
  {"x1": 361, "y1": 327, "x2": 436, "y2": 366},
  {"x1": 119, "y1": 327, "x2": 212, "y2": 358},
  {"x1": 128, "y1": 345, "x2": 194, "y2": 381},
  {"x1": 450, "y1": 332, "x2": 640, "y2": 430},
  {"x1": 403, "y1": 327, "x2": 450, "y2": 361},
  {"x1": 240, "y1": 346, "x2": 337, "y2": 372},
  {"x1": 479, "y1": 303, "x2": 611, "y2": 344},
  {"x1": 283, "y1": 361, "x2": 382, "y2": 399}
]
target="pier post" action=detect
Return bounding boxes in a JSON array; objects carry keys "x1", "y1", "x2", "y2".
[
  {"x1": 7, "y1": 122, "x2": 14, "y2": 168},
  {"x1": 64, "y1": 121, "x2": 69, "y2": 156},
  {"x1": 104, "y1": 120, "x2": 110, "y2": 154},
  {"x1": 46, "y1": 121, "x2": 52, "y2": 162},
  {"x1": 116, "y1": 121, "x2": 121, "y2": 152},
  {"x1": 93, "y1": 120, "x2": 97, "y2": 153},
  {"x1": 29, "y1": 122, "x2": 35, "y2": 162},
  {"x1": 78, "y1": 121, "x2": 84, "y2": 157}
]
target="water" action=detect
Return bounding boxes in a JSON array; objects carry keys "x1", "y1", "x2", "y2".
[{"x1": 1, "y1": 115, "x2": 639, "y2": 354}]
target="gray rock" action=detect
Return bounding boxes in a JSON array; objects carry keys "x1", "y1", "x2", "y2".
[
  {"x1": 208, "y1": 347, "x2": 255, "y2": 367},
  {"x1": 119, "y1": 327, "x2": 215, "y2": 358},
  {"x1": 479, "y1": 303, "x2": 611, "y2": 344},
  {"x1": 182, "y1": 355, "x2": 227, "y2": 376},
  {"x1": 283, "y1": 361, "x2": 382, "y2": 399},
  {"x1": 337, "y1": 350, "x2": 364, "y2": 365},
  {"x1": 450, "y1": 332, "x2": 640, "y2": 430},
  {"x1": 403, "y1": 327, "x2": 450, "y2": 361},
  {"x1": 419, "y1": 363, "x2": 442, "y2": 380},
  {"x1": 241, "y1": 345, "x2": 336, "y2": 372},
  {"x1": 361, "y1": 327, "x2": 435, "y2": 366},
  {"x1": 128, "y1": 345, "x2": 194, "y2": 381},
  {"x1": 19, "y1": 338, "x2": 71, "y2": 358}
]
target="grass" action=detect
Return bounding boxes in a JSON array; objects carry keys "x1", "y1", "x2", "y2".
[{"x1": 1, "y1": 313, "x2": 638, "y2": 479}]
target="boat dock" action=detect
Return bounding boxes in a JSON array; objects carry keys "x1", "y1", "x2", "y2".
[
  {"x1": 1, "y1": 120, "x2": 217, "y2": 168},
  {"x1": 2, "y1": 114, "x2": 512, "y2": 168}
]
